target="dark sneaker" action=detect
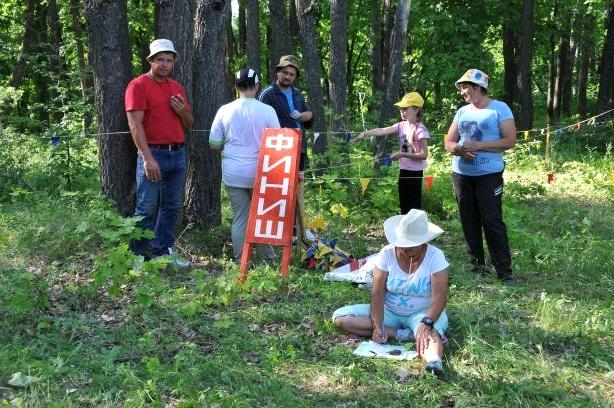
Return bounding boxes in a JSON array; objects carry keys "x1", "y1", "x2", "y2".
[
  {"x1": 500, "y1": 276, "x2": 515, "y2": 286},
  {"x1": 470, "y1": 258, "x2": 487, "y2": 274},
  {"x1": 497, "y1": 269, "x2": 514, "y2": 285},
  {"x1": 472, "y1": 264, "x2": 489, "y2": 274}
]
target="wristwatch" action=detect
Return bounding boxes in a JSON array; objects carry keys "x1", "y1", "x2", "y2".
[{"x1": 420, "y1": 317, "x2": 434, "y2": 330}]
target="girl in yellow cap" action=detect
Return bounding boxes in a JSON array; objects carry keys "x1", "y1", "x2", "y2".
[{"x1": 352, "y1": 92, "x2": 430, "y2": 214}]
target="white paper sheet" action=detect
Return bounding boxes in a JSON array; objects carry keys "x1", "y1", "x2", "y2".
[
  {"x1": 324, "y1": 254, "x2": 378, "y2": 284},
  {"x1": 352, "y1": 341, "x2": 418, "y2": 360}
]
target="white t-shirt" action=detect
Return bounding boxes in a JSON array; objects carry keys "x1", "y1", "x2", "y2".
[
  {"x1": 209, "y1": 98, "x2": 280, "y2": 188},
  {"x1": 375, "y1": 243, "x2": 449, "y2": 315}
]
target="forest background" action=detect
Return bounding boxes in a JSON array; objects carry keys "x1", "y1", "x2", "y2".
[
  {"x1": 0, "y1": 0, "x2": 613, "y2": 407},
  {"x1": 1, "y1": 0, "x2": 613, "y2": 224}
]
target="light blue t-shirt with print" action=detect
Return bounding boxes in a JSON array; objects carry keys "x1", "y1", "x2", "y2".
[
  {"x1": 282, "y1": 88, "x2": 302, "y2": 128},
  {"x1": 452, "y1": 99, "x2": 514, "y2": 176}
]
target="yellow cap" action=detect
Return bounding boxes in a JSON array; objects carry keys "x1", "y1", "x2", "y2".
[{"x1": 394, "y1": 92, "x2": 424, "y2": 108}]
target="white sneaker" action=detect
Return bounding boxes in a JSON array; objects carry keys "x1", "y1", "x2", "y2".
[
  {"x1": 132, "y1": 256, "x2": 145, "y2": 273},
  {"x1": 166, "y1": 248, "x2": 190, "y2": 269},
  {"x1": 425, "y1": 360, "x2": 444, "y2": 376}
]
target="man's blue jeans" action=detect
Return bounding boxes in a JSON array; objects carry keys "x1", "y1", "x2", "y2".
[{"x1": 130, "y1": 147, "x2": 186, "y2": 258}]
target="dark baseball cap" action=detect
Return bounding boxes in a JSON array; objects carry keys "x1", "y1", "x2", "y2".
[{"x1": 235, "y1": 67, "x2": 260, "y2": 87}]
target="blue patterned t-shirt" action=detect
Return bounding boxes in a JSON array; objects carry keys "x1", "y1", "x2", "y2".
[{"x1": 452, "y1": 99, "x2": 514, "y2": 176}]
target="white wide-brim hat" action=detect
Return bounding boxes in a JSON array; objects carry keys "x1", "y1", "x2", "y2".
[
  {"x1": 147, "y1": 39, "x2": 178, "y2": 61},
  {"x1": 383, "y1": 209, "x2": 443, "y2": 247}
]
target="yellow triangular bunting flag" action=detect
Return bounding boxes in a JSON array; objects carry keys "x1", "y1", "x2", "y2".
[
  {"x1": 309, "y1": 216, "x2": 325, "y2": 230},
  {"x1": 359, "y1": 178, "x2": 371, "y2": 195}
]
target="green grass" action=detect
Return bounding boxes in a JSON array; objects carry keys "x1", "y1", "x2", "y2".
[{"x1": 0, "y1": 133, "x2": 613, "y2": 407}]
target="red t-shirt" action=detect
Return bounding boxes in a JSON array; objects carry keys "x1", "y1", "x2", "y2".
[{"x1": 125, "y1": 74, "x2": 191, "y2": 144}]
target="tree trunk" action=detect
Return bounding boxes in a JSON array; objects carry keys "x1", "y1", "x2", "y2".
[
  {"x1": 84, "y1": 0, "x2": 135, "y2": 216},
  {"x1": 225, "y1": 3, "x2": 235, "y2": 91},
  {"x1": 370, "y1": 0, "x2": 383, "y2": 92},
  {"x1": 380, "y1": 0, "x2": 395, "y2": 96},
  {"x1": 577, "y1": 44, "x2": 590, "y2": 117},
  {"x1": 32, "y1": 1, "x2": 50, "y2": 127},
  {"x1": 560, "y1": 32, "x2": 572, "y2": 116},
  {"x1": 288, "y1": 0, "x2": 299, "y2": 51},
  {"x1": 47, "y1": 0, "x2": 64, "y2": 124},
  {"x1": 375, "y1": 0, "x2": 410, "y2": 163},
  {"x1": 246, "y1": 0, "x2": 260, "y2": 70},
  {"x1": 155, "y1": 0, "x2": 196, "y2": 103},
  {"x1": 295, "y1": 0, "x2": 327, "y2": 152},
  {"x1": 577, "y1": 9, "x2": 593, "y2": 117},
  {"x1": 547, "y1": 6, "x2": 556, "y2": 120},
  {"x1": 347, "y1": 38, "x2": 368, "y2": 111},
  {"x1": 516, "y1": 0, "x2": 534, "y2": 130},
  {"x1": 185, "y1": 0, "x2": 231, "y2": 229},
  {"x1": 238, "y1": 1, "x2": 246, "y2": 55},
  {"x1": 502, "y1": 22, "x2": 518, "y2": 107},
  {"x1": 553, "y1": 42, "x2": 562, "y2": 120},
  {"x1": 433, "y1": 81, "x2": 441, "y2": 111},
  {"x1": 377, "y1": 0, "x2": 410, "y2": 128},
  {"x1": 8, "y1": 0, "x2": 36, "y2": 90},
  {"x1": 268, "y1": 0, "x2": 291, "y2": 82},
  {"x1": 70, "y1": 0, "x2": 95, "y2": 129},
  {"x1": 597, "y1": 3, "x2": 614, "y2": 113},
  {"x1": 329, "y1": 0, "x2": 348, "y2": 132},
  {"x1": 571, "y1": 7, "x2": 581, "y2": 101},
  {"x1": 131, "y1": 0, "x2": 152, "y2": 74},
  {"x1": 553, "y1": 32, "x2": 571, "y2": 118},
  {"x1": 2, "y1": 0, "x2": 36, "y2": 122}
]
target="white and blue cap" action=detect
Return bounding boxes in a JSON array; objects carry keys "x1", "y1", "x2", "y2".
[
  {"x1": 235, "y1": 67, "x2": 259, "y2": 87},
  {"x1": 455, "y1": 69, "x2": 489, "y2": 89}
]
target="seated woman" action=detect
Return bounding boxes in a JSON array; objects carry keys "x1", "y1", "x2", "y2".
[{"x1": 332, "y1": 209, "x2": 449, "y2": 375}]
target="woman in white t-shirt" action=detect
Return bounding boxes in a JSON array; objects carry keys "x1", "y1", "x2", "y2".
[
  {"x1": 332, "y1": 209, "x2": 449, "y2": 375},
  {"x1": 351, "y1": 92, "x2": 430, "y2": 214},
  {"x1": 209, "y1": 67, "x2": 280, "y2": 262}
]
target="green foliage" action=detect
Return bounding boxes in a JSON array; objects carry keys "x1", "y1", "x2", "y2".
[
  {"x1": 0, "y1": 130, "x2": 98, "y2": 201},
  {"x1": 0, "y1": 268, "x2": 50, "y2": 317}
]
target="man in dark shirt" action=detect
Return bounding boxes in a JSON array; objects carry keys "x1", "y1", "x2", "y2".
[{"x1": 258, "y1": 55, "x2": 314, "y2": 171}]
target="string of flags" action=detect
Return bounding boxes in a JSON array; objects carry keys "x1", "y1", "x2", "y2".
[
  {"x1": 309, "y1": 168, "x2": 612, "y2": 194},
  {"x1": 2, "y1": 109, "x2": 612, "y2": 191},
  {"x1": 314, "y1": 174, "x2": 436, "y2": 196},
  {"x1": 2, "y1": 107, "x2": 612, "y2": 144}
]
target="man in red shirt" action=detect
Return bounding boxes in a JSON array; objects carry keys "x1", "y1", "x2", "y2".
[{"x1": 125, "y1": 39, "x2": 193, "y2": 261}]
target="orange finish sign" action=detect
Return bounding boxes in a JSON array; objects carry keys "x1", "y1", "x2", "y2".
[{"x1": 239, "y1": 128, "x2": 302, "y2": 282}]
